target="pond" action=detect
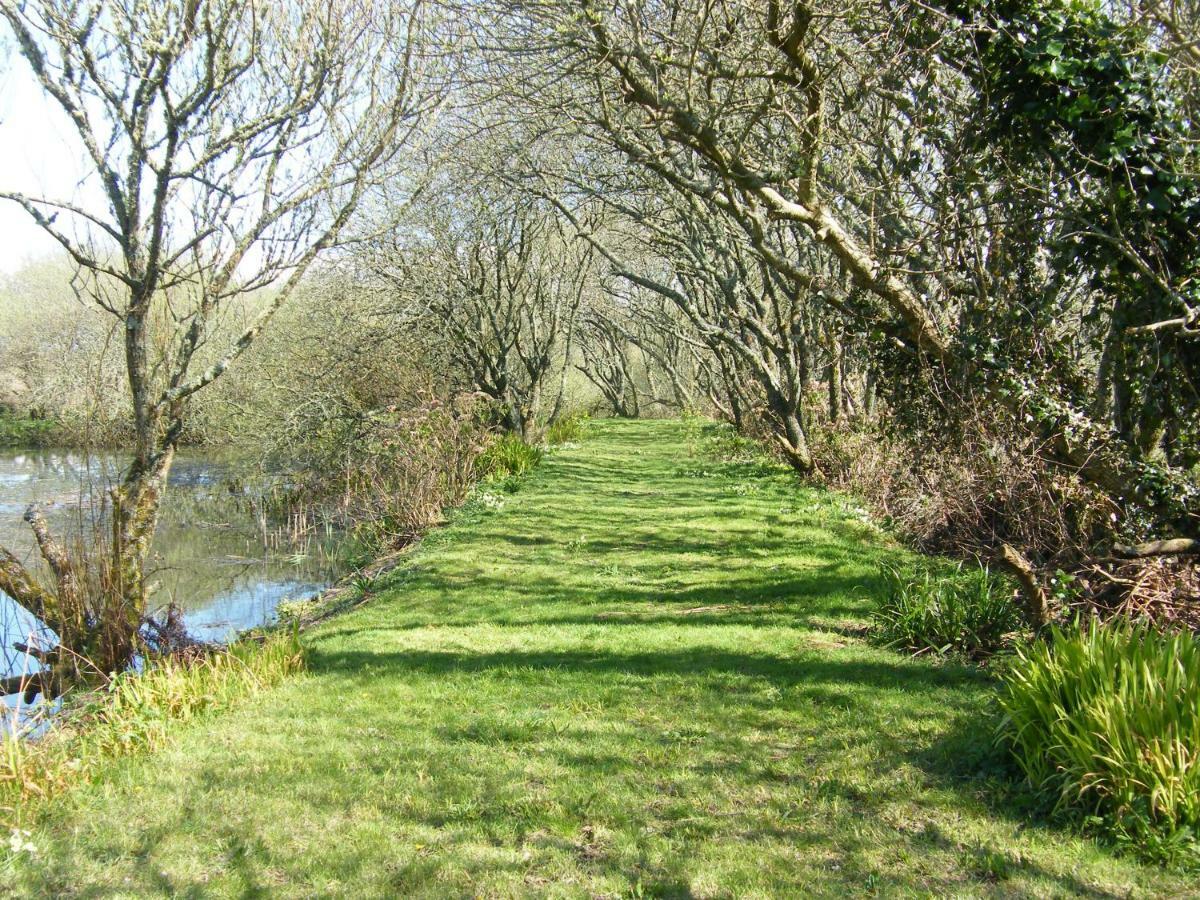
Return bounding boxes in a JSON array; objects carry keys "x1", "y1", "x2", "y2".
[{"x1": 0, "y1": 449, "x2": 342, "y2": 711}]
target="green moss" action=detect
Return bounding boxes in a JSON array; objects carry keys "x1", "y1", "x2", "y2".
[{"x1": 3, "y1": 420, "x2": 1186, "y2": 896}]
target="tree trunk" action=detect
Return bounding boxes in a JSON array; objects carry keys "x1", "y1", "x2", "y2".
[
  {"x1": 107, "y1": 445, "x2": 176, "y2": 669},
  {"x1": 827, "y1": 330, "x2": 843, "y2": 424},
  {"x1": 1000, "y1": 544, "x2": 1051, "y2": 629},
  {"x1": 765, "y1": 386, "x2": 814, "y2": 473}
]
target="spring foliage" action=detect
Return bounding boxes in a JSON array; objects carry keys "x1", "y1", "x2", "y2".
[
  {"x1": 476, "y1": 433, "x2": 544, "y2": 482},
  {"x1": 998, "y1": 621, "x2": 1200, "y2": 866},
  {"x1": 872, "y1": 563, "x2": 1022, "y2": 658}
]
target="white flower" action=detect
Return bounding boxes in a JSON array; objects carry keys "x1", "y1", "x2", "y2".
[
  {"x1": 478, "y1": 492, "x2": 505, "y2": 510},
  {"x1": 9, "y1": 828, "x2": 37, "y2": 856}
]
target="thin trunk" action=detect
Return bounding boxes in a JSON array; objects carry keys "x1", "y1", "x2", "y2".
[{"x1": 827, "y1": 330, "x2": 842, "y2": 424}]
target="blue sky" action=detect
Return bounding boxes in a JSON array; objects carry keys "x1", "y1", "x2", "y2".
[{"x1": 0, "y1": 56, "x2": 89, "y2": 273}]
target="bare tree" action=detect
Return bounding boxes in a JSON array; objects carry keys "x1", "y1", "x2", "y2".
[
  {"x1": 484, "y1": 0, "x2": 1200, "y2": 532},
  {"x1": 377, "y1": 188, "x2": 594, "y2": 439},
  {"x1": 0, "y1": 0, "x2": 444, "y2": 693},
  {"x1": 575, "y1": 297, "x2": 641, "y2": 418},
  {"x1": 545, "y1": 181, "x2": 824, "y2": 471}
]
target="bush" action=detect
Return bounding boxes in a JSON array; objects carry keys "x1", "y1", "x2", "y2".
[
  {"x1": 0, "y1": 411, "x2": 60, "y2": 449},
  {"x1": 873, "y1": 562, "x2": 1022, "y2": 658},
  {"x1": 545, "y1": 412, "x2": 589, "y2": 446},
  {"x1": 265, "y1": 392, "x2": 488, "y2": 553},
  {"x1": 477, "y1": 433, "x2": 543, "y2": 481},
  {"x1": 998, "y1": 621, "x2": 1200, "y2": 867},
  {"x1": 809, "y1": 414, "x2": 1115, "y2": 562}
]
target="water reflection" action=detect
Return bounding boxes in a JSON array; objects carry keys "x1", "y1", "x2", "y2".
[{"x1": 0, "y1": 449, "x2": 341, "y2": 684}]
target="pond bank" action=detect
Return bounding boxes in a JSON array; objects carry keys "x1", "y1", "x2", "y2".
[
  {"x1": 0, "y1": 448, "x2": 343, "y2": 730},
  {"x1": 3, "y1": 420, "x2": 1188, "y2": 896},
  {"x1": 0, "y1": 448, "x2": 342, "y2": 639}
]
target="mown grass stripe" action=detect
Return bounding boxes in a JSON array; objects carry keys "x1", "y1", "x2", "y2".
[{"x1": 3, "y1": 419, "x2": 1187, "y2": 897}]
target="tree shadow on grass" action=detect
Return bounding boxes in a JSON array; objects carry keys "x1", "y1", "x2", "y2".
[
  {"x1": 309, "y1": 564, "x2": 886, "y2": 639},
  {"x1": 18, "y1": 644, "x2": 1131, "y2": 899},
  {"x1": 309, "y1": 643, "x2": 991, "y2": 705}
]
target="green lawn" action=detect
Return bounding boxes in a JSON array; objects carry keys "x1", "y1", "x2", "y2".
[{"x1": 5, "y1": 420, "x2": 1188, "y2": 896}]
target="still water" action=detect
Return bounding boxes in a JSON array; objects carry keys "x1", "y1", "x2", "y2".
[{"x1": 0, "y1": 449, "x2": 341, "y2": 687}]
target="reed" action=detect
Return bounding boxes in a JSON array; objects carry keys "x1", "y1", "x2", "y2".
[{"x1": 0, "y1": 633, "x2": 304, "y2": 825}]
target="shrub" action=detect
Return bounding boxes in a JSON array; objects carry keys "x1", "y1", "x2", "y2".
[
  {"x1": 477, "y1": 433, "x2": 543, "y2": 481},
  {"x1": 998, "y1": 621, "x2": 1200, "y2": 867},
  {"x1": 702, "y1": 422, "x2": 761, "y2": 463},
  {"x1": 873, "y1": 562, "x2": 1022, "y2": 658},
  {"x1": 0, "y1": 411, "x2": 60, "y2": 449},
  {"x1": 545, "y1": 412, "x2": 589, "y2": 446},
  {"x1": 809, "y1": 414, "x2": 1115, "y2": 563},
  {"x1": 266, "y1": 392, "x2": 488, "y2": 552}
]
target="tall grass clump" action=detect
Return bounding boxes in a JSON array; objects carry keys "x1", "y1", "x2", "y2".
[
  {"x1": 998, "y1": 621, "x2": 1200, "y2": 867},
  {"x1": 545, "y1": 412, "x2": 589, "y2": 446},
  {"x1": 477, "y1": 433, "x2": 543, "y2": 481},
  {"x1": 0, "y1": 633, "x2": 304, "y2": 821},
  {"x1": 873, "y1": 562, "x2": 1021, "y2": 658}
]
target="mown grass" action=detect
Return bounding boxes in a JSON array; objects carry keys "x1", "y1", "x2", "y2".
[
  {"x1": 1, "y1": 420, "x2": 1189, "y2": 896},
  {"x1": 1, "y1": 634, "x2": 304, "y2": 826}
]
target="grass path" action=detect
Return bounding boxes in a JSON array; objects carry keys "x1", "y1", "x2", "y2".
[{"x1": 7, "y1": 420, "x2": 1187, "y2": 896}]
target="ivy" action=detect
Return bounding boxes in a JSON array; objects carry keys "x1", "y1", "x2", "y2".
[{"x1": 944, "y1": 0, "x2": 1200, "y2": 467}]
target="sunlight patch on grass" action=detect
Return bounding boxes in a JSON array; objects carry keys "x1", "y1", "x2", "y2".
[{"x1": 1, "y1": 419, "x2": 1188, "y2": 896}]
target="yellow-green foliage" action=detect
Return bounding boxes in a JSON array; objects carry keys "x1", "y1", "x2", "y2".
[
  {"x1": 0, "y1": 412, "x2": 59, "y2": 449},
  {"x1": 998, "y1": 620, "x2": 1200, "y2": 866},
  {"x1": 873, "y1": 562, "x2": 1022, "y2": 658},
  {"x1": 544, "y1": 412, "x2": 589, "y2": 446},
  {"x1": 1, "y1": 633, "x2": 304, "y2": 821},
  {"x1": 476, "y1": 433, "x2": 543, "y2": 481}
]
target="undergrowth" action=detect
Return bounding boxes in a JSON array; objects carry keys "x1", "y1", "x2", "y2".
[
  {"x1": 873, "y1": 562, "x2": 1022, "y2": 659},
  {"x1": 0, "y1": 412, "x2": 59, "y2": 449},
  {"x1": 544, "y1": 412, "x2": 589, "y2": 446},
  {"x1": 809, "y1": 415, "x2": 1113, "y2": 563},
  {"x1": 477, "y1": 433, "x2": 543, "y2": 481},
  {"x1": 998, "y1": 620, "x2": 1200, "y2": 869}
]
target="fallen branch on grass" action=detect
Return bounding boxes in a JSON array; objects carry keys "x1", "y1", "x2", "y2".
[{"x1": 1000, "y1": 543, "x2": 1051, "y2": 628}]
